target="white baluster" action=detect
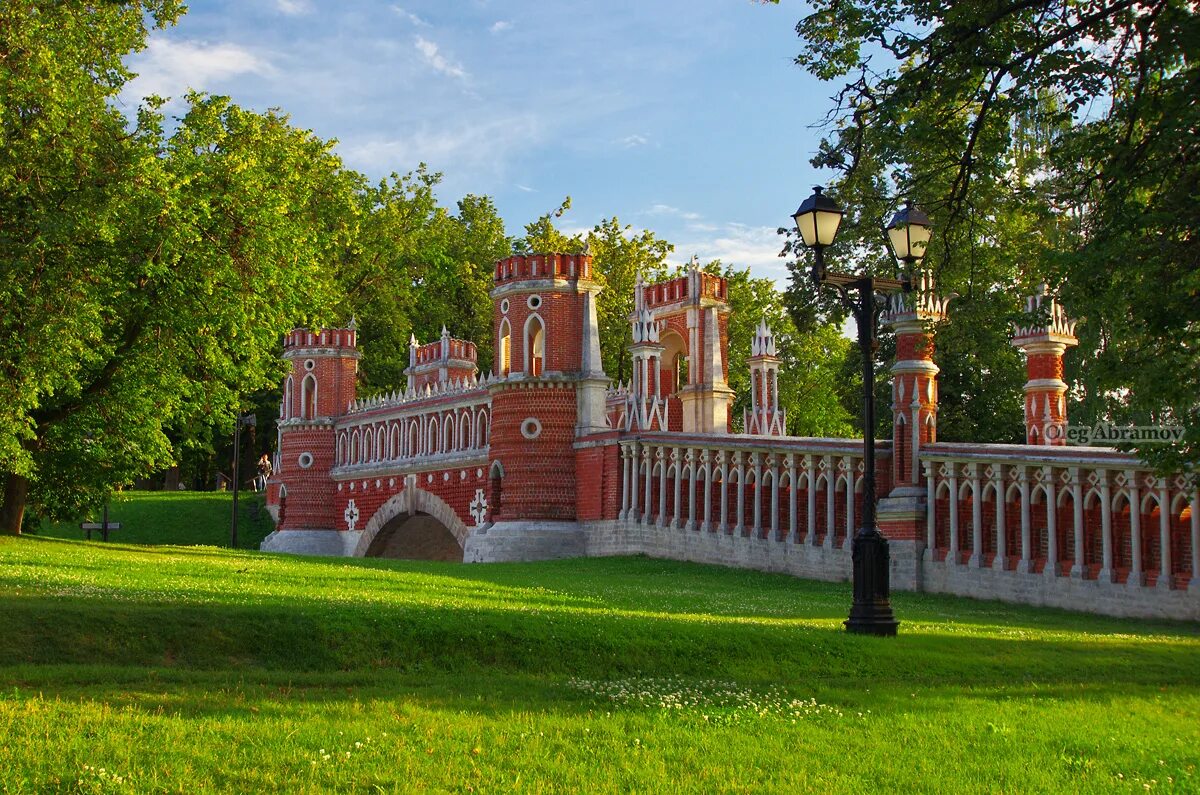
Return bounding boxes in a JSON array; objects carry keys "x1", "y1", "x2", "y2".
[
  {"x1": 1158, "y1": 481, "x2": 1172, "y2": 590},
  {"x1": 686, "y1": 449, "x2": 697, "y2": 531},
  {"x1": 1128, "y1": 472, "x2": 1143, "y2": 587},
  {"x1": 992, "y1": 470, "x2": 1007, "y2": 571},
  {"x1": 1070, "y1": 467, "x2": 1085, "y2": 578},
  {"x1": 969, "y1": 463, "x2": 982, "y2": 567},
  {"x1": 1099, "y1": 470, "x2": 1114, "y2": 583},
  {"x1": 672, "y1": 447, "x2": 684, "y2": 530},
  {"x1": 948, "y1": 465, "x2": 960, "y2": 565},
  {"x1": 1044, "y1": 468, "x2": 1058, "y2": 577}
]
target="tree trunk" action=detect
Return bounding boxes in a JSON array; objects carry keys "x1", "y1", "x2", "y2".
[{"x1": 1, "y1": 473, "x2": 29, "y2": 535}]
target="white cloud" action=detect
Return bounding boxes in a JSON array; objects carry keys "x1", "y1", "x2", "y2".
[
  {"x1": 490, "y1": 20, "x2": 513, "y2": 34},
  {"x1": 620, "y1": 133, "x2": 648, "y2": 148},
  {"x1": 121, "y1": 38, "x2": 274, "y2": 106},
  {"x1": 274, "y1": 0, "x2": 311, "y2": 16},
  {"x1": 672, "y1": 223, "x2": 790, "y2": 287},
  {"x1": 338, "y1": 113, "x2": 542, "y2": 184},
  {"x1": 392, "y1": 5, "x2": 429, "y2": 27},
  {"x1": 647, "y1": 203, "x2": 701, "y2": 221},
  {"x1": 414, "y1": 36, "x2": 468, "y2": 81},
  {"x1": 515, "y1": 183, "x2": 535, "y2": 193}
]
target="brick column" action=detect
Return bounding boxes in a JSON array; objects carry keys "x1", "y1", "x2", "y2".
[
  {"x1": 1011, "y1": 285, "x2": 1078, "y2": 446},
  {"x1": 876, "y1": 274, "x2": 952, "y2": 588}
]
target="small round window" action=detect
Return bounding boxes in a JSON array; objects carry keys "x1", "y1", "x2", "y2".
[
  {"x1": 500, "y1": 298, "x2": 510, "y2": 314},
  {"x1": 304, "y1": 359, "x2": 315, "y2": 371},
  {"x1": 297, "y1": 452, "x2": 314, "y2": 469},
  {"x1": 520, "y1": 417, "x2": 542, "y2": 440},
  {"x1": 526, "y1": 294, "x2": 542, "y2": 310}
]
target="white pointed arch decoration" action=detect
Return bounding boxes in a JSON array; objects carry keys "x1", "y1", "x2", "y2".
[{"x1": 352, "y1": 487, "x2": 471, "y2": 558}]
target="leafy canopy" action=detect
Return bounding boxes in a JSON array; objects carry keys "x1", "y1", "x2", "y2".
[{"x1": 770, "y1": 0, "x2": 1199, "y2": 470}]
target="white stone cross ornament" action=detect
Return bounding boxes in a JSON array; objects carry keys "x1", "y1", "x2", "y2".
[
  {"x1": 469, "y1": 489, "x2": 489, "y2": 527},
  {"x1": 344, "y1": 499, "x2": 360, "y2": 531}
]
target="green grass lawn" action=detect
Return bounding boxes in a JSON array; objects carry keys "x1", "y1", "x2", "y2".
[
  {"x1": 31, "y1": 490, "x2": 275, "y2": 549},
  {"x1": 0, "y1": 537, "x2": 1197, "y2": 793}
]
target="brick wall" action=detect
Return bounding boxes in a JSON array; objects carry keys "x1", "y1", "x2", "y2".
[{"x1": 488, "y1": 382, "x2": 579, "y2": 521}]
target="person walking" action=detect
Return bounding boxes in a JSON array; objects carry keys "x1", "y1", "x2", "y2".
[{"x1": 255, "y1": 453, "x2": 273, "y2": 492}]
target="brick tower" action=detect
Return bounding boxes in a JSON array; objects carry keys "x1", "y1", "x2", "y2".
[
  {"x1": 632, "y1": 261, "x2": 734, "y2": 434},
  {"x1": 883, "y1": 272, "x2": 952, "y2": 493},
  {"x1": 483, "y1": 253, "x2": 605, "y2": 528},
  {"x1": 1011, "y1": 285, "x2": 1078, "y2": 446},
  {"x1": 274, "y1": 325, "x2": 360, "y2": 536}
]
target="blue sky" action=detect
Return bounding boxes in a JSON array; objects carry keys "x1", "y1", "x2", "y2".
[{"x1": 119, "y1": 1, "x2": 833, "y2": 286}]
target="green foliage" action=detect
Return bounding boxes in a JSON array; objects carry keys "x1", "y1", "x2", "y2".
[
  {"x1": 1, "y1": 18, "x2": 354, "y2": 529},
  {"x1": 513, "y1": 196, "x2": 585, "y2": 255},
  {"x1": 337, "y1": 170, "x2": 510, "y2": 391},
  {"x1": 0, "y1": 538, "x2": 1197, "y2": 791},
  {"x1": 773, "y1": 0, "x2": 1200, "y2": 472}
]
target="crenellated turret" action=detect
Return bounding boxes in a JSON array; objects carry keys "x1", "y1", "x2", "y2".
[{"x1": 274, "y1": 323, "x2": 361, "y2": 533}]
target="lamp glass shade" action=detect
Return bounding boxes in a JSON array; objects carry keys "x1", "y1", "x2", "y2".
[
  {"x1": 792, "y1": 186, "x2": 844, "y2": 249},
  {"x1": 886, "y1": 202, "x2": 932, "y2": 261}
]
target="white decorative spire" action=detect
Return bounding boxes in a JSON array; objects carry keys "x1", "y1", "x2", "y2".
[
  {"x1": 750, "y1": 320, "x2": 777, "y2": 357},
  {"x1": 631, "y1": 308, "x2": 663, "y2": 345}
]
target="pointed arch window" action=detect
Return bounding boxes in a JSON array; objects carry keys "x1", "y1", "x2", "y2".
[
  {"x1": 300, "y1": 374, "x2": 318, "y2": 419},
  {"x1": 524, "y1": 315, "x2": 545, "y2": 376},
  {"x1": 498, "y1": 318, "x2": 512, "y2": 377}
]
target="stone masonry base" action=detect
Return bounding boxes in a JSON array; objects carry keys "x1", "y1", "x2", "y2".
[{"x1": 260, "y1": 520, "x2": 1198, "y2": 621}]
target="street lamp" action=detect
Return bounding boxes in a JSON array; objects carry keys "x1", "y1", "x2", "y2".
[
  {"x1": 793, "y1": 187, "x2": 933, "y2": 637},
  {"x1": 886, "y1": 200, "x2": 933, "y2": 283},
  {"x1": 231, "y1": 411, "x2": 256, "y2": 548},
  {"x1": 791, "y1": 185, "x2": 844, "y2": 286}
]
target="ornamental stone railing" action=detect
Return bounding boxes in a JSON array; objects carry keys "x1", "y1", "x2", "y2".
[
  {"x1": 618, "y1": 433, "x2": 890, "y2": 547},
  {"x1": 920, "y1": 442, "x2": 1198, "y2": 592}
]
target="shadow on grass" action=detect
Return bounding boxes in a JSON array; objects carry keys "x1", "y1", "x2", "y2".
[{"x1": 2, "y1": 588, "x2": 1197, "y2": 693}]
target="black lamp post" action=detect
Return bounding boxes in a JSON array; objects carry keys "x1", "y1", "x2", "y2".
[
  {"x1": 231, "y1": 411, "x2": 256, "y2": 549},
  {"x1": 793, "y1": 187, "x2": 931, "y2": 637}
]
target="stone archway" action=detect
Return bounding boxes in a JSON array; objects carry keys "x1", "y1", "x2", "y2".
[
  {"x1": 364, "y1": 513, "x2": 463, "y2": 561},
  {"x1": 353, "y1": 486, "x2": 470, "y2": 559}
]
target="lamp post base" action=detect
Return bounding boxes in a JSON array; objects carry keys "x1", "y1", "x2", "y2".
[{"x1": 844, "y1": 528, "x2": 900, "y2": 636}]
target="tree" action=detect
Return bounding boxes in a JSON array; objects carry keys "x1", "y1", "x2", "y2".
[
  {"x1": 771, "y1": 0, "x2": 1198, "y2": 471},
  {"x1": 0, "y1": 3, "x2": 356, "y2": 532},
  {"x1": 512, "y1": 197, "x2": 584, "y2": 255},
  {"x1": 333, "y1": 169, "x2": 509, "y2": 392}
]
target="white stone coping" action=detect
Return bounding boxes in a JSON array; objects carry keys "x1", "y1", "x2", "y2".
[
  {"x1": 921, "y1": 441, "x2": 1142, "y2": 469},
  {"x1": 331, "y1": 450, "x2": 488, "y2": 480},
  {"x1": 623, "y1": 432, "x2": 887, "y2": 458}
]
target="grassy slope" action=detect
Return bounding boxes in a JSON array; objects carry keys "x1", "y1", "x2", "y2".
[
  {"x1": 32, "y1": 490, "x2": 275, "y2": 549},
  {"x1": 0, "y1": 537, "x2": 1197, "y2": 794}
]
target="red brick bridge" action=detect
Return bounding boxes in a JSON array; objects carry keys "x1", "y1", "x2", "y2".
[{"x1": 263, "y1": 257, "x2": 1199, "y2": 621}]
